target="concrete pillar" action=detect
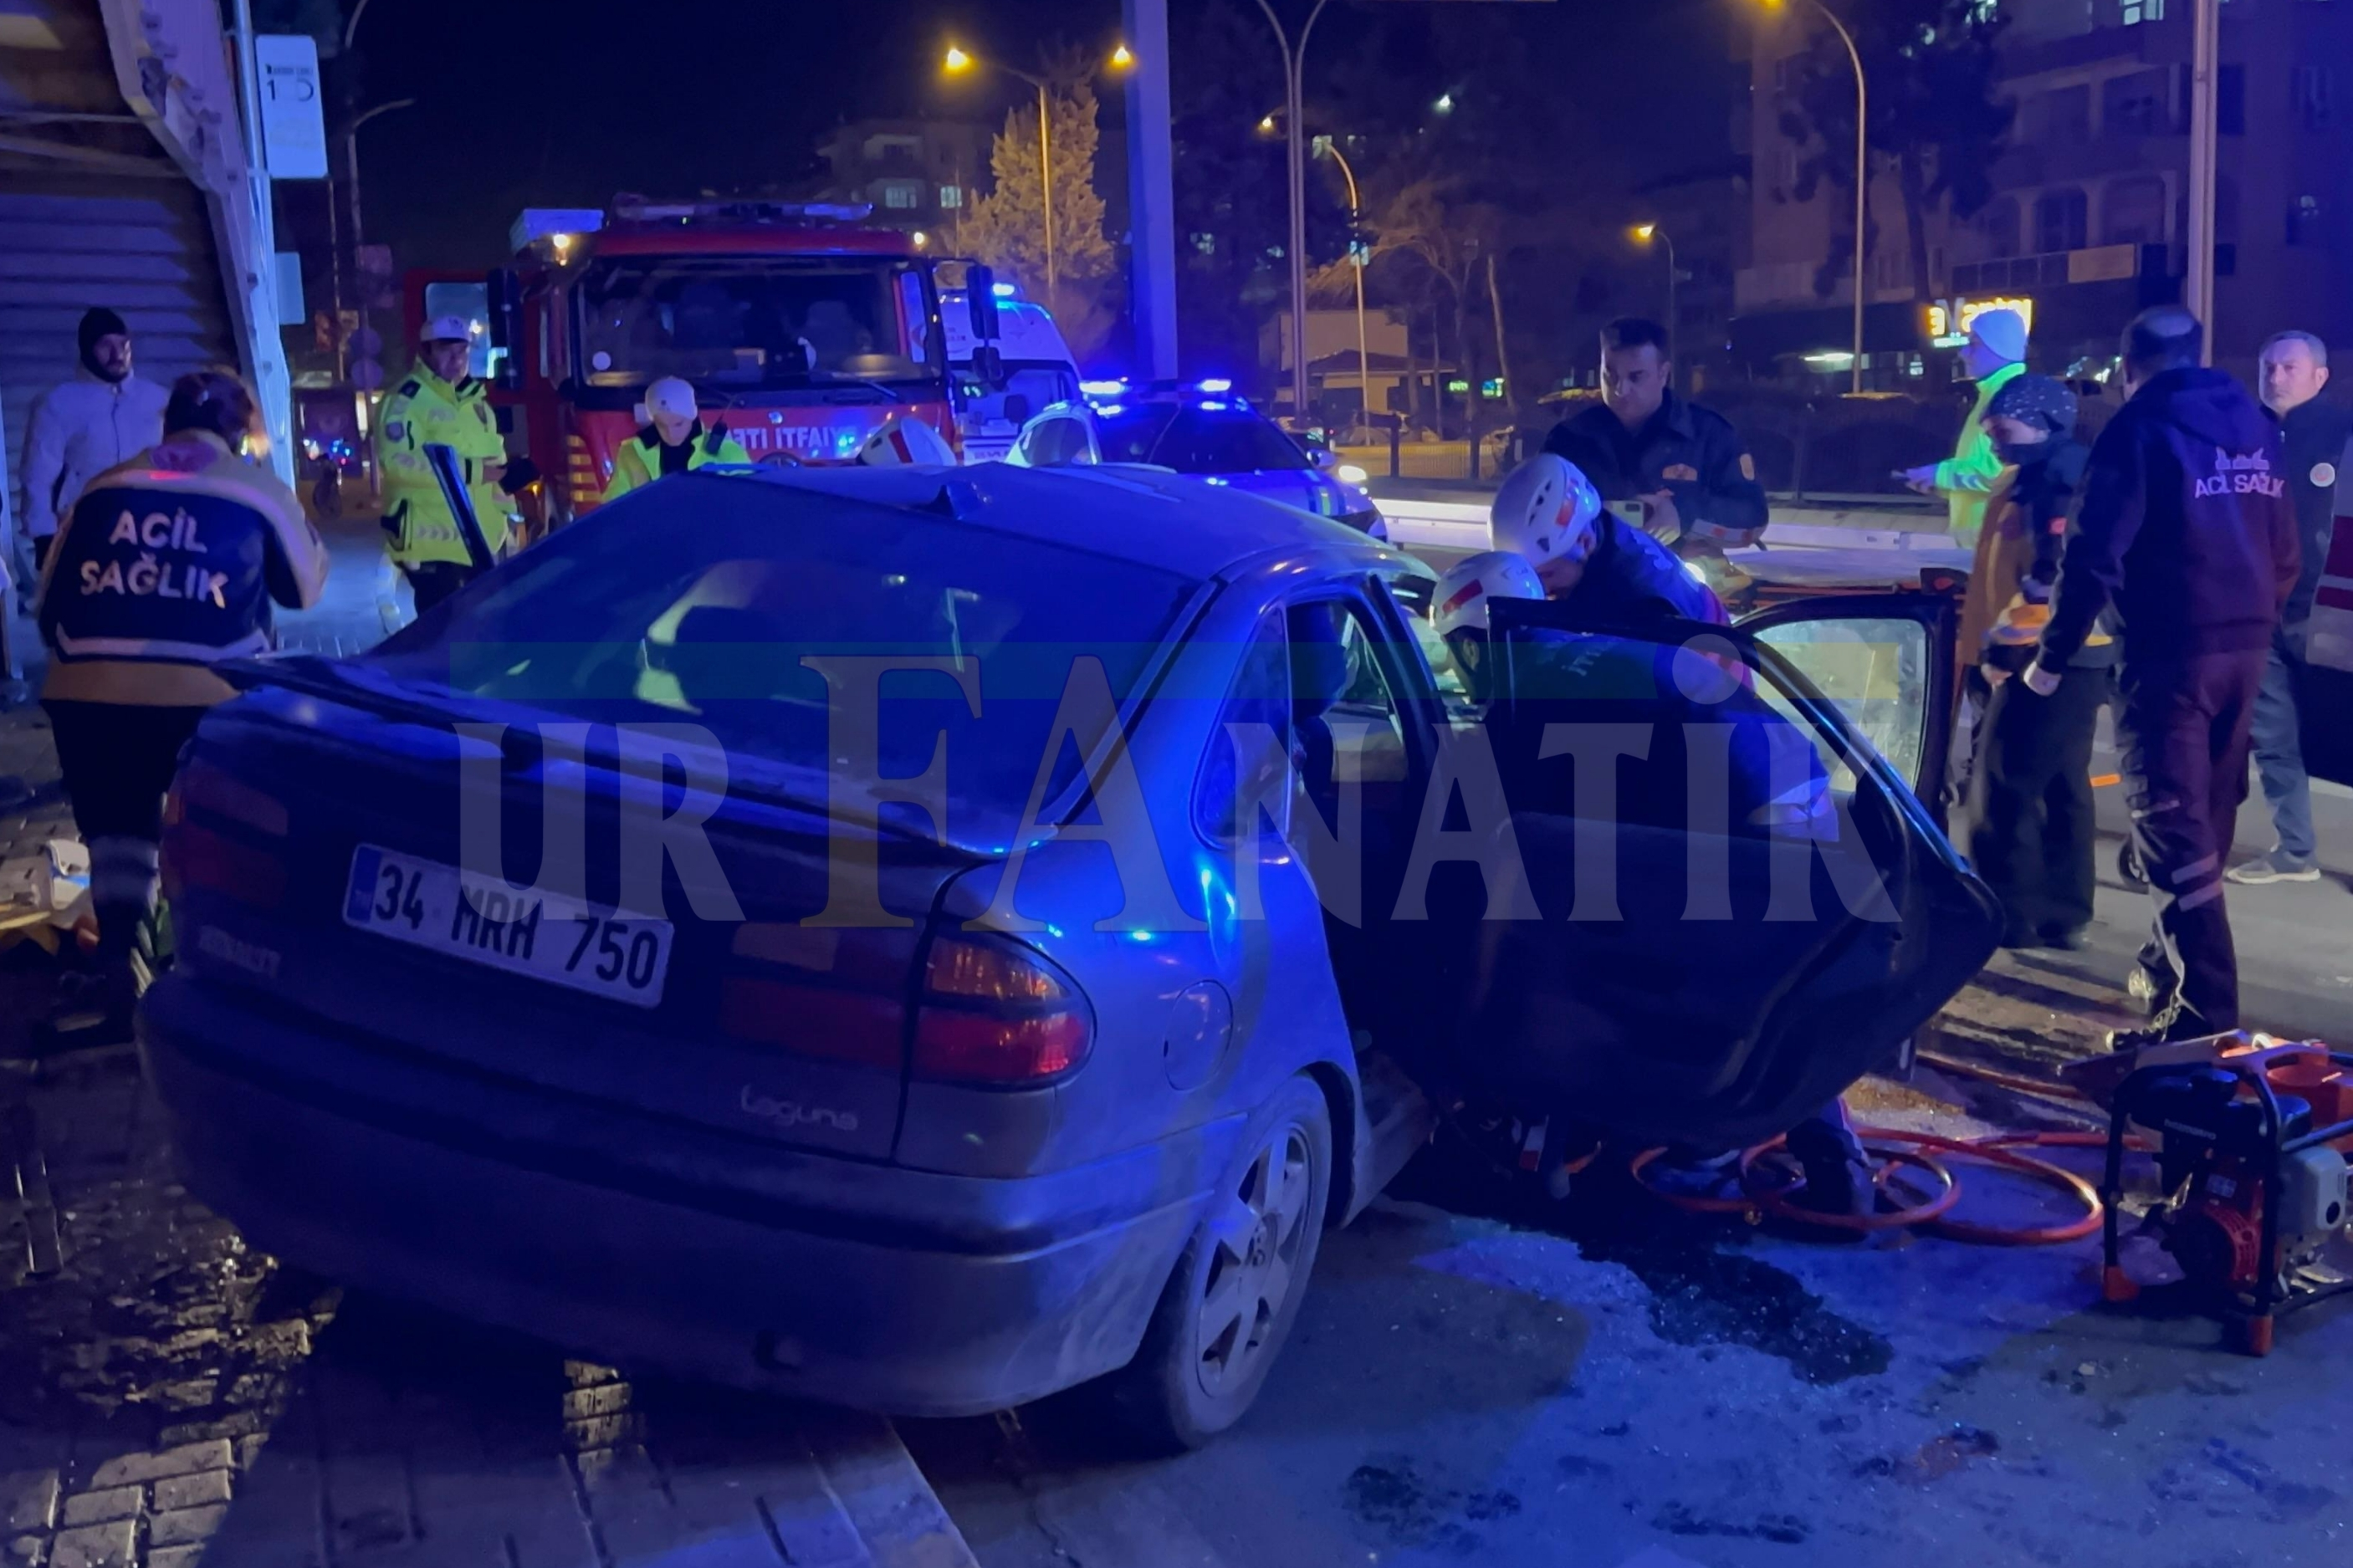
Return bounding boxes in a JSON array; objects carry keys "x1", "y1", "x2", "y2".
[{"x1": 1123, "y1": 0, "x2": 1179, "y2": 380}]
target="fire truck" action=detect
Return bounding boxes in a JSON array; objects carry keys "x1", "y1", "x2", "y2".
[{"x1": 404, "y1": 198, "x2": 1001, "y2": 529}]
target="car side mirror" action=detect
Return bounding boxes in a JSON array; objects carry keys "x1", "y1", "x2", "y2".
[
  {"x1": 969, "y1": 345, "x2": 1004, "y2": 387},
  {"x1": 486, "y1": 267, "x2": 523, "y2": 390},
  {"x1": 1307, "y1": 445, "x2": 1338, "y2": 471},
  {"x1": 966, "y1": 265, "x2": 1001, "y2": 344},
  {"x1": 1002, "y1": 392, "x2": 1032, "y2": 424}
]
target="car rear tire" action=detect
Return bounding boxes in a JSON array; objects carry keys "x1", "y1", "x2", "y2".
[{"x1": 1104, "y1": 1074, "x2": 1332, "y2": 1453}]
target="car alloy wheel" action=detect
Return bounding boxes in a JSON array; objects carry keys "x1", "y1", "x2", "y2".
[
  {"x1": 1193, "y1": 1121, "x2": 1315, "y2": 1401},
  {"x1": 1100, "y1": 1075, "x2": 1332, "y2": 1451}
]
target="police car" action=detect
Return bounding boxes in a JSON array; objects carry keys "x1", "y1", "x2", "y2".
[{"x1": 1005, "y1": 381, "x2": 1386, "y2": 539}]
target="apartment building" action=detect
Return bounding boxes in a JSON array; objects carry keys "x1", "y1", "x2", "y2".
[
  {"x1": 811, "y1": 119, "x2": 993, "y2": 245},
  {"x1": 1735, "y1": 0, "x2": 2353, "y2": 385}
]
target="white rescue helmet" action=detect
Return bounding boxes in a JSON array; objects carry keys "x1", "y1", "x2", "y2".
[
  {"x1": 422, "y1": 314, "x2": 473, "y2": 345},
  {"x1": 643, "y1": 377, "x2": 698, "y2": 424},
  {"x1": 1490, "y1": 453, "x2": 1602, "y2": 568},
  {"x1": 1431, "y1": 550, "x2": 1544, "y2": 638},
  {"x1": 856, "y1": 413, "x2": 959, "y2": 466}
]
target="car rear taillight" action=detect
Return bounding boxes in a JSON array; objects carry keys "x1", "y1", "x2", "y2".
[
  {"x1": 161, "y1": 762, "x2": 287, "y2": 908},
  {"x1": 717, "y1": 923, "x2": 913, "y2": 1069},
  {"x1": 716, "y1": 977, "x2": 903, "y2": 1068},
  {"x1": 174, "y1": 759, "x2": 289, "y2": 835},
  {"x1": 913, "y1": 935, "x2": 1092, "y2": 1085}
]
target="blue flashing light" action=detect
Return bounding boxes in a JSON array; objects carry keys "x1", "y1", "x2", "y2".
[
  {"x1": 1195, "y1": 377, "x2": 1233, "y2": 393},
  {"x1": 990, "y1": 281, "x2": 1018, "y2": 298},
  {"x1": 1203, "y1": 476, "x2": 1230, "y2": 486},
  {"x1": 1197, "y1": 399, "x2": 1230, "y2": 411},
  {"x1": 1096, "y1": 404, "x2": 1126, "y2": 416},
  {"x1": 1080, "y1": 379, "x2": 1128, "y2": 397}
]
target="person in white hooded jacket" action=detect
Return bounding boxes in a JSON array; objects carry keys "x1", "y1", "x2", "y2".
[{"x1": 18, "y1": 308, "x2": 169, "y2": 574}]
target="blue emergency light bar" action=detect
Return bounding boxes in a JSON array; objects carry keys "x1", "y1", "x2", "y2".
[
  {"x1": 991, "y1": 281, "x2": 1019, "y2": 299},
  {"x1": 1196, "y1": 378, "x2": 1232, "y2": 393},
  {"x1": 1081, "y1": 380, "x2": 1128, "y2": 397}
]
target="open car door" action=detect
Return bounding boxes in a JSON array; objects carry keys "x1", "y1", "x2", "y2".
[
  {"x1": 1738, "y1": 589, "x2": 1962, "y2": 829},
  {"x1": 1440, "y1": 600, "x2": 1998, "y2": 1152}
]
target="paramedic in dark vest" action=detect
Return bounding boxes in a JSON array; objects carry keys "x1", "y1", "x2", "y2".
[
  {"x1": 2027, "y1": 308, "x2": 2299, "y2": 1049},
  {"x1": 33, "y1": 370, "x2": 328, "y2": 1036},
  {"x1": 1541, "y1": 317, "x2": 1770, "y2": 559},
  {"x1": 601, "y1": 376, "x2": 750, "y2": 501},
  {"x1": 376, "y1": 314, "x2": 510, "y2": 615}
]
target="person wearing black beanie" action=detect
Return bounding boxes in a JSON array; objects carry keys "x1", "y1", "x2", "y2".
[
  {"x1": 77, "y1": 307, "x2": 130, "y2": 382},
  {"x1": 17, "y1": 306, "x2": 167, "y2": 579},
  {"x1": 1957, "y1": 372, "x2": 2111, "y2": 952}
]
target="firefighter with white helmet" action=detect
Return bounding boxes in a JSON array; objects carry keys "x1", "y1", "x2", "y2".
[
  {"x1": 1430, "y1": 549, "x2": 1544, "y2": 701},
  {"x1": 376, "y1": 314, "x2": 514, "y2": 615},
  {"x1": 1464, "y1": 471, "x2": 1859, "y2": 1213},
  {"x1": 602, "y1": 376, "x2": 750, "y2": 502},
  {"x1": 855, "y1": 412, "x2": 959, "y2": 466},
  {"x1": 1490, "y1": 453, "x2": 1726, "y2": 627}
]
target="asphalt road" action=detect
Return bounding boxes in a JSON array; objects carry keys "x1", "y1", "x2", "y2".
[
  {"x1": 908, "y1": 1142, "x2": 2353, "y2": 1568},
  {"x1": 8, "y1": 507, "x2": 2345, "y2": 1568}
]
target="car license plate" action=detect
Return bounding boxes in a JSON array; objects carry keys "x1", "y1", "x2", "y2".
[{"x1": 343, "y1": 845, "x2": 673, "y2": 1008}]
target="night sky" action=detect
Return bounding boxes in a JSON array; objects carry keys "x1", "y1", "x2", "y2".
[
  {"x1": 354, "y1": 0, "x2": 1131, "y2": 268},
  {"x1": 346, "y1": 0, "x2": 1737, "y2": 271}
]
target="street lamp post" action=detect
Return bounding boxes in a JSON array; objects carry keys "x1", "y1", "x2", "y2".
[
  {"x1": 1632, "y1": 223, "x2": 1677, "y2": 381},
  {"x1": 1761, "y1": 0, "x2": 1866, "y2": 395},
  {"x1": 1315, "y1": 135, "x2": 1373, "y2": 437},
  {"x1": 345, "y1": 97, "x2": 416, "y2": 272},
  {"x1": 1252, "y1": 0, "x2": 1333, "y2": 422},
  {"x1": 2183, "y1": 0, "x2": 2219, "y2": 357}
]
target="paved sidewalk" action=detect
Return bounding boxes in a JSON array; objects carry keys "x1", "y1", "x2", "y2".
[
  {"x1": 0, "y1": 1050, "x2": 976, "y2": 1568},
  {"x1": 1, "y1": 523, "x2": 979, "y2": 1566}
]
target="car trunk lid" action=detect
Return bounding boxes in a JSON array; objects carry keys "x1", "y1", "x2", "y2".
[{"x1": 170, "y1": 676, "x2": 982, "y2": 1162}]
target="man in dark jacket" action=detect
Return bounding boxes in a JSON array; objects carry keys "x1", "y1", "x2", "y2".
[
  {"x1": 2226, "y1": 330, "x2": 2350, "y2": 885},
  {"x1": 2028, "y1": 308, "x2": 2299, "y2": 1045},
  {"x1": 1542, "y1": 318, "x2": 1769, "y2": 556}
]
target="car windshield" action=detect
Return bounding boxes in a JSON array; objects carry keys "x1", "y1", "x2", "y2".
[
  {"x1": 575, "y1": 256, "x2": 938, "y2": 392},
  {"x1": 1095, "y1": 405, "x2": 1311, "y2": 473},
  {"x1": 1002, "y1": 362, "x2": 1079, "y2": 413},
  {"x1": 359, "y1": 481, "x2": 1198, "y2": 846}
]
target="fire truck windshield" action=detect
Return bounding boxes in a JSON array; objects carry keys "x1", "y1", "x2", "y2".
[{"x1": 575, "y1": 255, "x2": 939, "y2": 401}]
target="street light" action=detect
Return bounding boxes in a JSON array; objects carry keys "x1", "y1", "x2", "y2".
[
  {"x1": 1251, "y1": 129, "x2": 1379, "y2": 436},
  {"x1": 1318, "y1": 137, "x2": 1373, "y2": 438},
  {"x1": 943, "y1": 43, "x2": 1133, "y2": 305},
  {"x1": 1251, "y1": 0, "x2": 1335, "y2": 421},
  {"x1": 1631, "y1": 223, "x2": 1677, "y2": 381},
  {"x1": 1757, "y1": 0, "x2": 1866, "y2": 395},
  {"x1": 1258, "y1": 114, "x2": 1374, "y2": 432}
]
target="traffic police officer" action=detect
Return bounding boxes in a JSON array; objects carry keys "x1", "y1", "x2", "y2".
[
  {"x1": 602, "y1": 377, "x2": 750, "y2": 501},
  {"x1": 1542, "y1": 317, "x2": 1769, "y2": 557},
  {"x1": 377, "y1": 314, "x2": 510, "y2": 614}
]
